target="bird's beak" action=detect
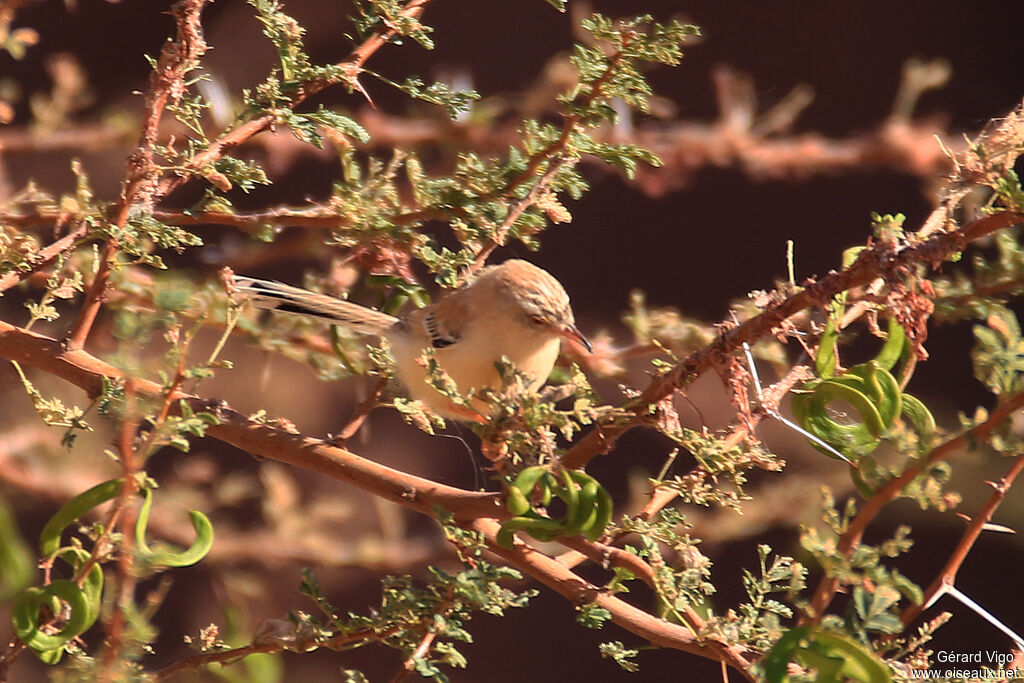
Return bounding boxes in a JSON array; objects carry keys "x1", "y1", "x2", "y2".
[{"x1": 560, "y1": 323, "x2": 592, "y2": 353}]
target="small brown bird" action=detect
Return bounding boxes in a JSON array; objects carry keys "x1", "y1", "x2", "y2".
[{"x1": 235, "y1": 260, "x2": 591, "y2": 420}]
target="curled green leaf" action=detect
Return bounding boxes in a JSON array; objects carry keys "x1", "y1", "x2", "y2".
[
  {"x1": 900, "y1": 393, "x2": 937, "y2": 453},
  {"x1": 815, "y1": 316, "x2": 840, "y2": 380},
  {"x1": 135, "y1": 487, "x2": 214, "y2": 568},
  {"x1": 39, "y1": 479, "x2": 122, "y2": 558},
  {"x1": 11, "y1": 580, "x2": 91, "y2": 653},
  {"x1": 56, "y1": 548, "x2": 103, "y2": 634},
  {"x1": 793, "y1": 363, "x2": 904, "y2": 460},
  {"x1": 564, "y1": 476, "x2": 599, "y2": 536},
  {"x1": 505, "y1": 486, "x2": 531, "y2": 516},
  {"x1": 874, "y1": 319, "x2": 906, "y2": 371},
  {"x1": 764, "y1": 626, "x2": 892, "y2": 683}
]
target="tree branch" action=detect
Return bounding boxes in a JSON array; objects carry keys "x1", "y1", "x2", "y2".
[
  {"x1": 561, "y1": 210, "x2": 1024, "y2": 470},
  {"x1": 472, "y1": 518, "x2": 754, "y2": 679},
  {"x1": 65, "y1": 0, "x2": 211, "y2": 350},
  {"x1": 0, "y1": 320, "x2": 502, "y2": 521},
  {"x1": 804, "y1": 391, "x2": 1024, "y2": 623},
  {"x1": 900, "y1": 451, "x2": 1024, "y2": 627}
]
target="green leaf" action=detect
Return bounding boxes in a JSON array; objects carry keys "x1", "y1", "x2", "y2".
[
  {"x1": 576, "y1": 602, "x2": 612, "y2": 629},
  {"x1": 764, "y1": 627, "x2": 892, "y2": 683},
  {"x1": 135, "y1": 487, "x2": 214, "y2": 568},
  {"x1": 599, "y1": 641, "x2": 640, "y2": 672},
  {"x1": 874, "y1": 319, "x2": 906, "y2": 372},
  {"x1": 11, "y1": 580, "x2": 92, "y2": 654},
  {"x1": 39, "y1": 479, "x2": 123, "y2": 558},
  {"x1": 0, "y1": 496, "x2": 34, "y2": 601}
]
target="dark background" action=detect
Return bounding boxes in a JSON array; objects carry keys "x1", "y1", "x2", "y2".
[{"x1": 2, "y1": 0, "x2": 1023, "y2": 680}]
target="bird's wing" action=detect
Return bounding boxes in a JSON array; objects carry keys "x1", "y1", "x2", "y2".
[
  {"x1": 404, "y1": 305, "x2": 460, "y2": 349},
  {"x1": 234, "y1": 276, "x2": 397, "y2": 336},
  {"x1": 404, "y1": 292, "x2": 470, "y2": 349}
]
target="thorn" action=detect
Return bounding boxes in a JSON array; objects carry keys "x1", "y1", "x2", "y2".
[
  {"x1": 342, "y1": 63, "x2": 375, "y2": 109},
  {"x1": 742, "y1": 343, "x2": 854, "y2": 464},
  {"x1": 923, "y1": 582, "x2": 948, "y2": 610},
  {"x1": 945, "y1": 584, "x2": 1024, "y2": 650}
]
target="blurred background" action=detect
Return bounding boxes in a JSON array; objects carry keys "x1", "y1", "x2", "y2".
[{"x1": 1, "y1": 0, "x2": 1023, "y2": 680}]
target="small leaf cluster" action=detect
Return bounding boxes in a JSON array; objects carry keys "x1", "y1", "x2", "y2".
[
  {"x1": 620, "y1": 508, "x2": 715, "y2": 619},
  {"x1": 295, "y1": 554, "x2": 535, "y2": 683},
  {"x1": 932, "y1": 230, "x2": 1024, "y2": 322},
  {"x1": 653, "y1": 431, "x2": 782, "y2": 511},
  {"x1": 713, "y1": 545, "x2": 806, "y2": 653},
  {"x1": 566, "y1": 14, "x2": 698, "y2": 123},
  {"x1": 971, "y1": 304, "x2": 1024, "y2": 396},
  {"x1": 801, "y1": 500, "x2": 922, "y2": 635}
]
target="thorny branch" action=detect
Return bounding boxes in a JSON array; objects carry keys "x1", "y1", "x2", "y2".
[
  {"x1": 804, "y1": 391, "x2": 1024, "y2": 624},
  {"x1": 900, "y1": 451, "x2": 1024, "y2": 627},
  {"x1": 2, "y1": 204, "x2": 1024, "y2": 676},
  {"x1": 0, "y1": 319, "x2": 503, "y2": 521},
  {"x1": 152, "y1": 0, "x2": 432, "y2": 201},
  {"x1": 472, "y1": 518, "x2": 756, "y2": 679},
  {"x1": 65, "y1": 0, "x2": 211, "y2": 351},
  {"x1": 151, "y1": 626, "x2": 397, "y2": 681},
  {"x1": 51, "y1": 0, "x2": 431, "y2": 350},
  {"x1": 561, "y1": 209, "x2": 1024, "y2": 470}
]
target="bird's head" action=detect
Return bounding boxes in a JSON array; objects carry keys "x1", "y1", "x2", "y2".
[{"x1": 478, "y1": 260, "x2": 592, "y2": 353}]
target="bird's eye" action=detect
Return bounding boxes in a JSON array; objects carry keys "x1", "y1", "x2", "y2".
[{"x1": 528, "y1": 314, "x2": 547, "y2": 327}]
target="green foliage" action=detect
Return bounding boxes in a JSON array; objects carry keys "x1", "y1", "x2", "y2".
[
  {"x1": 2, "y1": 0, "x2": 1024, "y2": 679},
  {"x1": 993, "y1": 169, "x2": 1024, "y2": 211},
  {"x1": 731, "y1": 546, "x2": 805, "y2": 651},
  {"x1": 0, "y1": 496, "x2": 34, "y2": 601},
  {"x1": 794, "y1": 317, "x2": 935, "y2": 463},
  {"x1": 763, "y1": 626, "x2": 892, "y2": 683},
  {"x1": 13, "y1": 478, "x2": 210, "y2": 663},
  {"x1": 292, "y1": 543, "x2": 535, "y2": 682},
  {"x1": 285, "y1": 106, "x2": 369, "y2": 148},
  {"x1": 971, "y1": 304, "x2": 1024, "y2": 395},
  {"x1": 134, "y1": 486, "x2": 214, "y2": 569},
  {"x1": 599, "y1": 641, "x2": 640, "y2": 672},
  {"x1": 11, "y1": 362, "x2": 92, "y2": 447},
  {"x1": 800, "y1": 499, "x2": 922, "y2": 640},
  {"x1": 620, "y1": 508, "x2": 715, "y2": 621},
  {"x1": 373, "y1": 75, "x2": 479, "y2": 119},
  {"x1": 497, "y1": 466, "x2": 614, "y2": 547},
  {"x1": 566, "y1": 14, "x2": 698, "y2": 122},
  {"x1": 576, "y1": 602, "x2": 613, "y2": 629},
  {"x1": 347, "y1": 0, "x2": 435, "y2": 50},
  {"x1": 0, "y1": 225, "x2": 40, "y2": 274},
  {"x1": 933, "y1": 229, "x2": 1024, "y2": 322}
]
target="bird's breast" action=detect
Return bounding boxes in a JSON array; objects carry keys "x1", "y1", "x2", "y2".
[{"x1": 387, "y1": 326, "x2": 561, "y2": 419}]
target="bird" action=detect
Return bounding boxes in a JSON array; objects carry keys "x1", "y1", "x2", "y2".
[{"x1": 234, "y1": 260, "x2": 591, "y2": 421}]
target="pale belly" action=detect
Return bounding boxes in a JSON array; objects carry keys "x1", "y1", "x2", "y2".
[{"x1": 388, "y1": 332, "x2": 561, "y2": 420}]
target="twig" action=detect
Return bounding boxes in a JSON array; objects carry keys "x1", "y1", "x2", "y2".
[
  {"x1": 65, "y1": 0, "x2": 211, "y2": 350},
  {"x1": 472, "y1": 518, "x2": 755, "y2": 679},
  {"x1": 152, "y1": 0, "x2": 433, "y2": 201},
  {"x1": 0, "y1": 637, "x2": 26, "y2": 682},
  {"x1": 471, "y1": 157, "x2": 568, "y2": 271},
  {"x1": 804, "y1": 391, "x2": 1024, "y2": 624},
  {"x1": 0, "y1": 320, "x2": 503, "y2": 521},
  {"x1": 391, "y1": 629, "x2": 437, "y2": 683},
  {"x1": 0, "y1": 221, "x2": 88, "y2": 293},
  {"x1": 151, "y1": 627, "x2": 389, "y2": 680},
  {"x1": 561, "y1": 210, "x2": 1024, "y2": 470},
  {"x1": 332, "y1": 376, "x2": 388, "y2": 443},
  {"x1": 98, "y1": 381, "x2": 143, "y2": 680},
  {"x1": 901, "y1": 451, "x2": 1024, "y2": 626}
]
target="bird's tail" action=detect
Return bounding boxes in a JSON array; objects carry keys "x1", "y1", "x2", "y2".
[{"x1": 233, "y1": 276, "x2": 398, "y2": 336}]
